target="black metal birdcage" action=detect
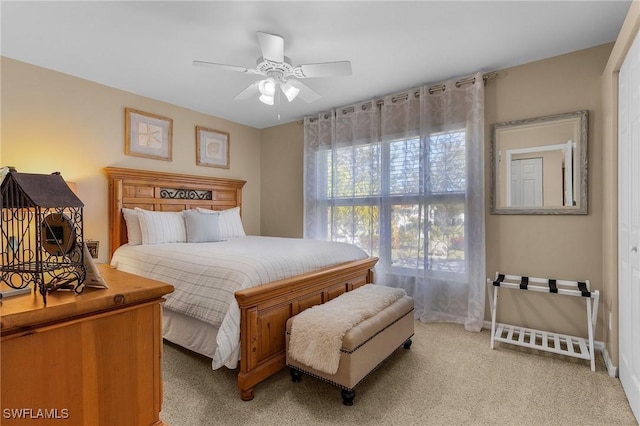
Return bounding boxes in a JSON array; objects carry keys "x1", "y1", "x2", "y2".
[{"x1": 1, "y1": 168, "x2": 86, "y2": 304}]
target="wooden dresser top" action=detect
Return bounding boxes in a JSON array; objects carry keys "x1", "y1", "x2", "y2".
[{"x1": 1, "y1": 264, "x2": 174, "y2": 336}]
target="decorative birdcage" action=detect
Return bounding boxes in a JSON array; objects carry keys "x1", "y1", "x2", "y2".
[{"x1": 1, "y1": 168, "x2": 86, "y2": 304}]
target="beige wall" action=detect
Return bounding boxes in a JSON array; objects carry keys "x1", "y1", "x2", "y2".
[
  {"x1": 1, "y1": 58, "x2": 262, "y2": 264},
  {"x1": 260, "y1": 44, "x2": 613, "y2": 344},
  {"x1": 485, "y1": 44, "x2": 611, "y2": 342},
  {"x1": 602, "y1": 0, "x2": 640, "y2": 367},
  {"x1": 260, "y1": 121, "x2": 304, "y2": 237}
]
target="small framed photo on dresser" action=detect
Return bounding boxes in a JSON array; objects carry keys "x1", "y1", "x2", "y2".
[
  {"x1": 196, "y1": 126, "x2": 230, "y2": 169},
  {"x1": 125, "y1": 108, "x2": 173, "y2": 161}
]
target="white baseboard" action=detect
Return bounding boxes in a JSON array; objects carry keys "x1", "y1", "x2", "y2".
[
  {"x1": 594, "y1": 341, "x2": 619, "y2": 377},
  {"x1": 482, "y1": 320, "x2": 619, "y2": 377}
]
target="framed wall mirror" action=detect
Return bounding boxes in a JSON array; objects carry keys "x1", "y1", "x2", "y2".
[{"x1": 490, "y1": 110, "x2": 588, "y2": 215}]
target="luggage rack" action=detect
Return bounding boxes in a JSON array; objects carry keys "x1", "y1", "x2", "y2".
[{"x1": 487, "y1": 273, "x2": 600, "y2": 371}]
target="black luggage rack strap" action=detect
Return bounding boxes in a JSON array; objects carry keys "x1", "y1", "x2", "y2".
[{"x1": 491, "y1": 273, "x2": 593, "y2": 297}]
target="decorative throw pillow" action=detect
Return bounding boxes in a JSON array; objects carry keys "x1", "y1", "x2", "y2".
[
  {"x1": 135, "y1": 208, "x2": 186, "y2": 244},
  {"x1": 183, "y1": 210, "x2": 222, "y2": 243},
  {"x1": 197, "y1": 206, "x2": 246, "y2": 238},
  {"x1": 122, "y1": 207, "x2": 142, "y2": 245}
]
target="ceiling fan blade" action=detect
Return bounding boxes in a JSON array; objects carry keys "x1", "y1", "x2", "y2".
[
  {"x1": 295, "y1": 61, "x2": 352, "y2": 78},
  {"x1": 257, "y1": 31, "x2": 284, "y2": 63},
  {"x1": 234, "y1": 81, "x2": 261, "y2": 100},
  {"x1": 287, "y1": 80, "x2": 321, "y2": 103},
  {"x1": 193, "y1": 60, "x2": 261, "y2": 75}
]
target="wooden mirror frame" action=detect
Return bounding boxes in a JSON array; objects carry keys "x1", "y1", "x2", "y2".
[{"x1": 490, "y1": 110, "x2": 588, "y2": 215}]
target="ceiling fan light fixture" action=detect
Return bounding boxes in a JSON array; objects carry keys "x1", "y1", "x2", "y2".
[
  {"x1": 281, "y1": 82, "x2": 300, "y2": 102},
  {"x1": 258, "y1": 78, "x2": 276, "y2": 96},
  {"x1": 195, "y1": 31, "x2": 350, "y2": 107},
  {"x1": 259, "y1": 94, "x2": 274, "y2": 105}
]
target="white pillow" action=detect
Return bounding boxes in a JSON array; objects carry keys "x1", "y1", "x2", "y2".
[
  {"x1": 197, "y1": 207, "x2": 246, "y2": 238},
  {"x1": 183, "y1": 210, "x2": 222, "y2": 243},
  {"x1": 122, "y1": 208, "x2": 142, "y2": 246},
  {"x1": 135, "y1": 208, "x2": 186, "y2": 244}
]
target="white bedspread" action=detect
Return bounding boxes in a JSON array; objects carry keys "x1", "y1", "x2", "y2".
[{"x1": 110, "y1": 236, "x2": 369, "y2": 369}]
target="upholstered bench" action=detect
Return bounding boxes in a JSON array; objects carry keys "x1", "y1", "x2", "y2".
[{"x1": 285, "y1": 285, "x2": 414, "y2": 405}]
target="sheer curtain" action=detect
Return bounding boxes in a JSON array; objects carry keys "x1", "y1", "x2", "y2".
[{"x1": 304, "y1": 73, "x2": 485, "y2": 331}]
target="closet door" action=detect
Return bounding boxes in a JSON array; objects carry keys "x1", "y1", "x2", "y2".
[{"x1": 618, "y1": 28, "x2": 640, "y2": 423}]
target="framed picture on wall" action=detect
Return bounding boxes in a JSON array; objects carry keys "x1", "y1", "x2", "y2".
[
  {"x1": 125, "y1": 108, "x2": 173, "y2": 161},
  {"x1": 196, "y1": 126, "x2": 230, "y2": 169}
]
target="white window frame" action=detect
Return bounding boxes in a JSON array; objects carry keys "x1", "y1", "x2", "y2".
[{"x1": 320, "y1": 128, "x2": 468, "y2": 277}]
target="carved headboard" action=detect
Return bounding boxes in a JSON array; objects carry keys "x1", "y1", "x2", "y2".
[{"x1": 105, "y1": 167, "x2": 246, "y2": 260}]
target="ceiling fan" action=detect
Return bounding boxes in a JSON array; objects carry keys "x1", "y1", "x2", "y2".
[{"x1": 193, "y1": 31, "x2": 352, "y2": 106}]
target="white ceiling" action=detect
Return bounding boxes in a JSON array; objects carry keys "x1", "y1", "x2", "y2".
[{"x1": 1, "y1": 1, "x2": 631, "y2": 129}]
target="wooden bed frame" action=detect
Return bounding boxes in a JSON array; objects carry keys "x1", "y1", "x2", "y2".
[{"x1": 105, "y1": 167, "x2": 378, "y2": 401}]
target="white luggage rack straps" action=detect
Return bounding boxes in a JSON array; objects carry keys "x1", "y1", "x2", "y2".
[{"x1": 487, "y1": 272, "x2": 600, "y2": 371}]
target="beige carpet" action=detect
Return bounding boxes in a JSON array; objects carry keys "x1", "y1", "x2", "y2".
[{"x1": 160, "y1": 321, "x2": 637, "y2": 425}]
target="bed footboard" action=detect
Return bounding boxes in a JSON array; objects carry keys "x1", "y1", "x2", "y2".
[{"x1": 234, "y1": 256, "x2": 378, "y2": 401}]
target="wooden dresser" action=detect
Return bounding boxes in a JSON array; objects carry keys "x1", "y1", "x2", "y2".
[{"x1": 0, "y1": 265, "x2": 174, "y2": 426}]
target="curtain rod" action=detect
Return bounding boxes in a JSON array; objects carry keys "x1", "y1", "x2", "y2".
[{"x1": 300, "y1": 71, "x2": 500, "y2": 123}]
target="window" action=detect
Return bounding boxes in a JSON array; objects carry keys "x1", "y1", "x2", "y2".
[
  {"x1": 322, "y1": 130, "x2": 466, "y2": 275},
  {"x1": 304, "y1": 77, "x2": 485, "y2": 329}
]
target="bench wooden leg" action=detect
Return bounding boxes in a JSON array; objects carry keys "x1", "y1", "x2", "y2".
[{"x1": 341, "y1": 389, "x2": 355, "y2": 406}]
